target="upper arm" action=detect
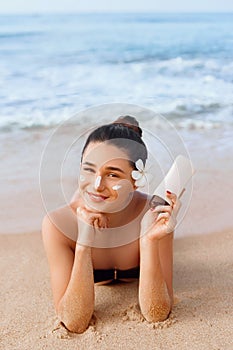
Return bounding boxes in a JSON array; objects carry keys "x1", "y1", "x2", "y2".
[
  {"x1": 158, "y1": 232, "x2": 174, "y2": 300},
  {"x1": 42, "y1": 206, "x2": 77, "y2": 311}
]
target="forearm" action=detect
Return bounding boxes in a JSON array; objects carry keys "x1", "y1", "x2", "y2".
[
  {"x1": 139, "y1": 237, "x2": 172, "y2": 322},
  {"x1": 57, "y1": 244, "x2": 94, "y2": 333}
]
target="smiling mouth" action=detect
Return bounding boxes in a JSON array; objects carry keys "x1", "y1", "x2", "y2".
[{"x1": 87, "y1": 192, "x2": 109, "y2": 202}]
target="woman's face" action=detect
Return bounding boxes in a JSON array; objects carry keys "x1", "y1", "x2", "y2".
[{"x1": 79, "y1": 141, "x2": 136, "y2": 213}]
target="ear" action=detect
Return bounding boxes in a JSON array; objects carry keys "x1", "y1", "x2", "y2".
[
  {"x1": 131, "y1": 179, "x2": 138, "y2": 191},
  {"x1": 130, "y1": 172, "x2": 138, "y2": 190}
]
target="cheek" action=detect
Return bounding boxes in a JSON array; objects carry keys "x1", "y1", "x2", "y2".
[
  {"x1": 80, "y1": 175, "x2": 86, "y2": 182},
  {"x1": 79, "y1": 171, "x2": 94, "y2": 189},
  {"x1": 112, "y1": 184, "x2": 122, "y2": 190},
  {"x1": 111, "y1": 179, "x2": 134, "y2": 195}
]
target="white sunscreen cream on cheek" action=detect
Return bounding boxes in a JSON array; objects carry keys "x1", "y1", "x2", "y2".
[
  {"x1": 80, "y1": 175, "x2": 86, "y2": 182},
  {"x1": 112, "y1": 184, "x2": 122, "y2": 191}
]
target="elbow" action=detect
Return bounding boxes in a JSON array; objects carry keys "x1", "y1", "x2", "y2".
[
  {"x1": 140, "y1": 299, "x2": 172, "y2": 323},
  {"x1": 57, "y1": 302, "x2": 93, "y2": 334},
  {"x1": 60, "y1": 318, "x2": 90, "y2": 334}
]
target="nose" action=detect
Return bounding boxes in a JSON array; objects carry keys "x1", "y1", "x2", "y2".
[{"x1": 94, "y1": 175, "x2": 104, "y2": 190}]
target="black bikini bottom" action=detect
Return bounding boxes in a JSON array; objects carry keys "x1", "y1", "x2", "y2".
[{"x1": 93, "y1": 266, "x2": 140, "y2": 283}]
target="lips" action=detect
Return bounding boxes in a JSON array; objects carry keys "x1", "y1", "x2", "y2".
[{"x1": 87, "y1": 192, "x2": 109, "y2": 202}]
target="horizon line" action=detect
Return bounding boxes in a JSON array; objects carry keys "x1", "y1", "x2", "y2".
[{"x1": 0, "y1": 10, "x2": 233, "y2": 15}]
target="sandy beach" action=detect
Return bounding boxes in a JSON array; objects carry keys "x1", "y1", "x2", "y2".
[
  {"x1": 1, "y1": 230, "x2": 232, "y2": 350},
  {"x1": 1, "y1": 124, "x2": 233, "y2": 349}
]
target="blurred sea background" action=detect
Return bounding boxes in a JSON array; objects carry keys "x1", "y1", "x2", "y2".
[
  {"x1": 0, "y1": 12, "x2": 233, "y2": 234},
  {"x1": 1, "y1": 12, "x2": 233, "y2": 130}
]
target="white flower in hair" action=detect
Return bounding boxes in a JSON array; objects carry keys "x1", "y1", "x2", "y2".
[{"x1": 131, "y1": 159, "x2": 147, "y2": 187}]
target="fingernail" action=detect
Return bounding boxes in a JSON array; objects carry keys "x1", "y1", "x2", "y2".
[{"x1": 166, "y1": 190, "x2": 171, "y2": 194}]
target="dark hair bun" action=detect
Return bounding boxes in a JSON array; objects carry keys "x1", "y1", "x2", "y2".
[
  {"x1": 113, "y1": 115, "x2": 142, "y2": 137},
  {"x1": 81, "y1": 115, "x2": 147, "y2": 164}
]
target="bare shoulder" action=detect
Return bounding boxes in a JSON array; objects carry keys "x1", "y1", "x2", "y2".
[{"x1": 42, "y1": 204, "x2": 78, "y2": 247}]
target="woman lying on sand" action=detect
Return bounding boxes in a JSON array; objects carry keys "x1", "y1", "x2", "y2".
[{"x1": 42, "y1": 116, "x2": 181, "y2": 333}]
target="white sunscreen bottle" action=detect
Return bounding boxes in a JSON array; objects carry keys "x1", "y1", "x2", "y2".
[{"x1": 149, "y1": 155, "x2": 195, "y2": 208}]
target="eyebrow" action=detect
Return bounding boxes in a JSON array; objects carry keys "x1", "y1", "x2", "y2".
[
  {"x1": 82, "y1": 162, "x2": 126, "y2": 174},
  {"x1": 82, "y1": 162, "x2": 96, "y2": 167},
  {"x1": 105, "y1": 166, "x2": 126, "y2": 174}
]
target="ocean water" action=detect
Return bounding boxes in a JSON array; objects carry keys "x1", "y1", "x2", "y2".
[{"x1": 0, "y1": 12, "x2": 233, "y2": 132}]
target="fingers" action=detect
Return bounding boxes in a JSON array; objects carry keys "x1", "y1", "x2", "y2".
[
  {"x1": 156, "y1": 211, "x2": 177, "y2": 233},
  {"x1": 151, "y1": 204, "x2": 172, "y2": 215},
  {"x1": 156, "y1": 211, "x2": 170, "y2": 222},
  {"x1": 166, "y1": 191, "x2": 176, "y2": 207},
  {"x1": 150, "y1": 191, "x2": 182, "y2": 218},
  {"x1": 93, "y1": 218, "x2": 100, "y2": 230},
  {"x1": 97, "y1": 215, "x2": 109, "y2": 229},
  {"x1": 150, "y1": 190, "x2": 181, "y2": 232},
  {"x1": 77, "y1": 206, "x2": 108, "y2": 229},
  {"x1": 173, "y1": 199, "x2": 181, "y2": 217},
  {"x1": 166, "y1": 191, "x2": 182, "y2": 217}
]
